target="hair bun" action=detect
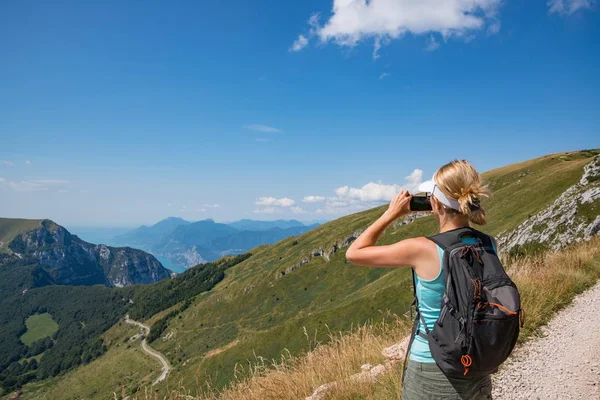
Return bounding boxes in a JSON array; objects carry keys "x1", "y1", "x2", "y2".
[
  {"x1": 457, "y1": 189, "x2": 480, "y2": 214},
  {"x1": 434, "y1": 159, "x2": 490, "y2": 225},
  {"x1": 468, "y1": 198, "x2": 481, "y2": 211}
]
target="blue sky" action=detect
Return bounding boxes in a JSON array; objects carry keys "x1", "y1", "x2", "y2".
[{"x1": 1, "y1": 0, "x2": 598, "y2": 227}]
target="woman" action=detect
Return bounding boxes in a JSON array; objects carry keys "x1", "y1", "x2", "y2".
[{"x1": 346, "y1": 159, "x2": 493, "y2": 400}]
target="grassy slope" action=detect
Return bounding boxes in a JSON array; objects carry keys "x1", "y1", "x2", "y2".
[
  {"x1": 15, "y1": 305, "x2": 197, "y2": 400},
  {"x1": 19, "y1": 322, "x2": 158, "y2": 400},
  {"x1": 0, "y1": 218, "x2": 43, "y2": 253},
  {"x1": 17, "y1": 149, "x2": 599, "y2": 398},
  {"x1": 190, "y1": 239, "x2": 600, "y2": 400},
  {"x1": 152, "y1": 150, "x2": 597, "y2": 392},
  {"x1": 20, "y1": 313, "x2": 59, "y2": 347}
]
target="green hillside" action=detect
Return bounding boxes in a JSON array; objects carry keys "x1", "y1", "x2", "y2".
[
  {"x1": 16, "y1": 322, "x2": 159, "y2": 400},
  {"x1": 154, "y1": 150, "x2": 597, "y2": 391},
  {"x1": 0, "y1": 218, "x2": 43, "y2": 253},
  {"x1": 12, "y1": 149, "x2": 600, "y2": 399}
]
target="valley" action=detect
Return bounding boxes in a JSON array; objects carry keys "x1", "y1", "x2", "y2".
[{"x1": 1, "y1": 149, "x2": 599, "y2": 399}]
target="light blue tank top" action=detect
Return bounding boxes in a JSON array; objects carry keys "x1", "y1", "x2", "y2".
[{"x1": 409, "y1": 244, "x2": 445, "y2": 363}]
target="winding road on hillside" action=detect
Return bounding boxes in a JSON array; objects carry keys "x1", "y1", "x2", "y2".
[
  {"x1": 124, "y1": 315, "x2": 170, "y2": 386},
  {"x1": 492, "y1": 282, "x2": 600, "y2": 399}
]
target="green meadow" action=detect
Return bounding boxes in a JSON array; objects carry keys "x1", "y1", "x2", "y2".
[{"x1": 20, "y1": 314, "x2": 59, "y2": 347}]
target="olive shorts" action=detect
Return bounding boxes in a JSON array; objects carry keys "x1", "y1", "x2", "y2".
[{"x1": 402, "y1": 359, "x2": 493, "y2": 400}]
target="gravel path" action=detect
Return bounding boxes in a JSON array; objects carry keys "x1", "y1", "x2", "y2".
[
  {"x1": 492, "y1": 282, "x2": 600, "y2": 399},
  {"x1": 125, "y1": 315, "x2": 171, "y2": 386}
]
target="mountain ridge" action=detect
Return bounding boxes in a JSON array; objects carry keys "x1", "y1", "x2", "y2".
[
  {"x1": 226, "y1": 219, "x2": 307, "y2": 231},
  {"x1": 114, "y1": 218, "x2": 319, "y2": 269},
  {"x1": 0, "y1": 218, "x2": 171, "y2": 287}
]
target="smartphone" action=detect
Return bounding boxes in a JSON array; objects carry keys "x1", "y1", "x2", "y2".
[{"x1": 410, "y1": 195, "x2": 432, "y2": 212}]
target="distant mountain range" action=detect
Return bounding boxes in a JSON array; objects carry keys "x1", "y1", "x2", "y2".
[
  {"x1": 111, "y1": 218, "x2": 319, "y2": 269},
  {"x1": 226, "y1": 219, "x2": 308, "y2": 231},
  {"x1": 0, "y1": 218, "x2": 171, "y2": 287}
]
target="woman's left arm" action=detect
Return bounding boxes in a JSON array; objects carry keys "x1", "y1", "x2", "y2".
[{"x1": 346, "y1": 190, "x2": 425, "y2": 268}]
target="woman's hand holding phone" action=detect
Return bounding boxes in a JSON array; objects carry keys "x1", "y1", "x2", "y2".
[{"x1": 383, "y1": 190, "x2": 412, "y2": 221}]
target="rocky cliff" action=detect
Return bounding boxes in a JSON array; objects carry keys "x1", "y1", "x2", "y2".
[
  {"x1": 498, "y1": 155, "x2": 600, "y2": 255},
  {"x1": 5, "y1": 219, "x2": 171, "y2": 287}
]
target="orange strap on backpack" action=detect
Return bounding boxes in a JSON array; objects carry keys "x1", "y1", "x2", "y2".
[{"x1": 461, "y1": 354, "x2": 472, "y2": 376}]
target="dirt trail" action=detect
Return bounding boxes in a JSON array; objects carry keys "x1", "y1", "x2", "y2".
[
  {"x1": 125, "y1": 315, "x2": 171, "y2": 386},
  {"x1": 492, "y1": 282, "x2": 600, "y2": 399}
]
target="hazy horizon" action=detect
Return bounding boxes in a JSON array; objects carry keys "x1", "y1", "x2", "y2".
[{"x1": 65, "y1": 216, "x2": 330, "y2": 230}]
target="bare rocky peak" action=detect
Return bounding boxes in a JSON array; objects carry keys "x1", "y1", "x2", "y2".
[{"x1": 7, "y1": 219, "x2": 171, "y2": 287}]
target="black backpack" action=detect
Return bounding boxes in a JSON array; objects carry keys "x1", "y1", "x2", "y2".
[{"x1": 403, "y1": 227, "x2": 523, "y2": 380}]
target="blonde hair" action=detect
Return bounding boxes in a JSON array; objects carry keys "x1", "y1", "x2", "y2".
[{"x1": 433, "y1": 159, "x2": 490, "y2": 225}]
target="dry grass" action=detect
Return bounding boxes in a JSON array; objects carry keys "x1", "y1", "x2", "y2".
[
  {"x1": 504, "y1": 237, "x2": 600, "y2": 340},
  {"x1": 132, "y1": 237, "x2": 600, "y2": 400}
]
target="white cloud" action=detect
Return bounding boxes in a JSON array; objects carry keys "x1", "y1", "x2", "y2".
[
  {"x1": 308, "y1": 13, "x2": 321, "y2": 31},
  {"x1": 244, "y1": 124, "x2": 283, "y2": 134},
  {"x1": 6, "y1": 181, "x2": 45, "y2": 192},
  {"x1": 25, "y1": 160, "x2": 31, "y2": 165},
  {"x1": 314, "y1": 199, "x2": 370, "y2": 215},
  {"x1": 253, "y1": 207, "x2": 282, "y2": 214},
  {"x1": 334, "y1": 186, "x2": 349, "y2": 197},
  {"x1": 487, "y1": 20, "x2": 501, "y2": 35},
  {"x1": 256, "y1": 138, "x2": 271, "y2": 142},
  {"x1": 425, "y1": 35, "x2": 440, "y2": 51},
  {"x1": 290, "y1": 34, "x2": 309, "y2": 52},
  {"x1": 404, "y1": 169, "x2": 424, "y2": 190},
  {"x1": 2, "y1": 160, "x2": 15, "y2": 167},
  {"x1": 373, "y1": 37, "x2": 382, "y2": 60},
  {"x1": 1, "y1": 179, "x2": 69, "y2": 192},
  {"x1": 296, "y1": 0, "x2": 503, "y2": 57},
  {"x1": 203, "y1": 203, "x2": 220, "y2": 208},
  {"x1": 379, "y1": 72, "x2": 391, "y2": 80},
  {"x1": 34, "y1": 179, "x2": 70, "y2": 184},
  {"x1": 255, "y1": 197, "x2": 296, "y2": 207},
  {"x1": 373, "y1": 36, "x2": 391, "y2": 60},
  {"x1": 335, "y1": 182, "x2": 402, "y2": 202},
  {"x1": 303, "y1": 195, "x2": 326, "y2": 203},
  {"x1": 548, "y1": 0, "x2": 595, "y2": 15},
  {"x1": 250, "y1": 169, "x2": 424, "y2": 217},
  {"x1": 322, "y1": 169, "x2": 424, "y2": 214}
]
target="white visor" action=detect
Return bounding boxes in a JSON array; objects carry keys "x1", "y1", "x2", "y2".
[{"x1": 418, "y1": 178, "x2": 461, "y2": 211}]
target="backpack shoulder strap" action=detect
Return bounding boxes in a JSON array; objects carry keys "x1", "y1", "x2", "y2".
[
  {"x1": 427, "y1": 227, "x2": 471, "y2": 249},
  {"x1": 427, "y1": 227, "x2": 493, "y2": 250}
]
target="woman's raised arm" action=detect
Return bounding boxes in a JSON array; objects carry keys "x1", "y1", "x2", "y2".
[{"x1": 345, "y1": 190, "x2": 428, "y2": 268}]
